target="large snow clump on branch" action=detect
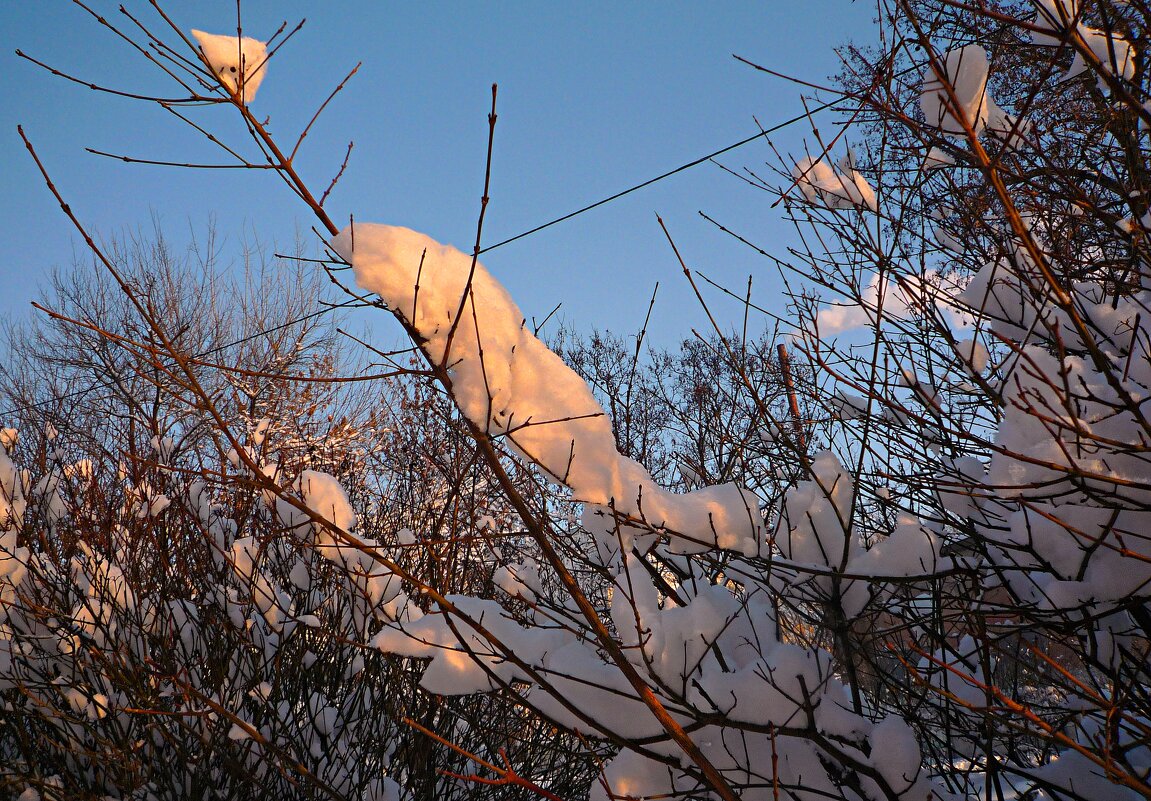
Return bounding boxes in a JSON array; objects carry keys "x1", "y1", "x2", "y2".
[
  {"x1": 191, "y1": 29, "x2": 268, "y2": 101},
  {"x1": 330, "y1": 223, "x2": 762, "y2": 555}
]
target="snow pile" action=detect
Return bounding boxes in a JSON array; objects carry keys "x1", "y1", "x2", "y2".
[
  {"x1": 278, "y1": 469, "x2": 356, "y2": 536},
  {"x1": 191, "y1": 29, "x2": 268, "y2": 101},
  {"x1": 956, "y1": 252, "x2": 1056, "y2": 341},
  {"x1": 915, "y1": 636, "x2": 996, "y2": 757},
  {"x1": 776, "y1": 450, "x2": 860, "y2": 572},
  {"x1": 0, "y1": 530, "x2": 28, "y2": 626},
  {"x1": 984, "y1": 97, "x2": 1032, "y2": 148},
  {"x1": 0, "y1": 440, "x2": 26, "y2": 532},
  {"x1": 373, "y1": 595, "x2": 569, "y2": 695},
  {"x1": 331, "y1": 223, "x2": 763, "y2": 555},
  {"x1": 0, "y1": 435, "x2": 29, "y2": 625},
  {"x1": 952, "y1": 337, "x2": 989, "y2": 374},
  {"x1": 922, "y1": 145, "x2": 955, "y2": 170},
  {"x1": 1067, "y1": 26, "x2": 1136, "y2": 90},
  {"x1": 1031, "y1": 0, "x2": 1079, "y2": 44},
  {"x1": 807, "y1": 237, "x2": 1151, "y2": 616},
  {"x1": 923, "y1": 232, "x2": 1151, "y2": 619},
  {"x1": 990, "y1": 354, "x2": 1151, "y2": 605},
  {"x1": 331, "y1": 222, "x2": 953, "y2": 799}
]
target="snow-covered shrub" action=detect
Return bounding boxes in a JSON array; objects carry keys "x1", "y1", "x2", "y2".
[{"x1": 0, "y1": 238, "x2": 592, "y2": 800}]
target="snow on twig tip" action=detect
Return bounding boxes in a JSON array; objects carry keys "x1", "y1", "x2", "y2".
[{"x1": 191, "y1": 29, "x2": 268, "y2": 102}]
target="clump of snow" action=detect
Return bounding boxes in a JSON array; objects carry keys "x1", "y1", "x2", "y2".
[
  {"x1": 191, "y1": 29, "x2": 268, "y2": 101},
  {"x1": 792, "y1": 152, "x2": 878, "y2": 212},
  {"x1": 0, "y1": 445, "x2": 26, "y2": 532},
  {"x1": 373, "y1": 595, "x2": 569, "y2": 695},
  {"x1": 920, "y1": 45, "x2": 990, "y2": 136},
  {"x1": 0, "y1": 528, "x2": 29, "y2": 625},
  {"x1": 275, "y1": 469, "x2": 375, "y2": 572},
  {"x1": 933, "y1": 640, "x2": 990, "y2": 695},
  {"x1": 775, "y1": 452, "x2": 948, "y2": 603},
  {"x1": 934, "y1": 455, "x2": 986, "y2": 521},
  {"x1": 956, "y1": 254, "x2": 1052, "y2": 342},
  {"x1": 831, "y1": 389, "x2": 869, "y2": 421},
  {"x1": 811, "y1": 269, "x2": 956, "y2": 337},
  {"x1": 852, "y1": 514, "x2": 943, "y2": 579},
  {"x1": 776, "y1": 450, "x2": 858, "y2": 571},
  {"x1": 949, "y1": 247, "x2": 1151, "y2": 609},
  {"x1": 870, "y1": 714, "x2": 923, "y2": 791},
  {"x1": 985, "y1": 97, "x2": 1031, "y2": 149},
  {"x1": 1067, "y1": 26, "x2": 1136, "y2": 91},
  {"x1": 918, "y1": 44, "x2": 1030, "y2": 153},
  {"x1": 492, "y1": 560, "x2": 540, "y2": 603},
  {"x1": 953, "y1": 337, "x2": 989, "y2": 374},
  {"x1": 1029, "y1": 1, "x2": 1136, "y2": 91},
  {"x1": 331, "y1": 224, "x2": 762, "y2": 555},
  {"x1": 127, "y1": 481, "x2": 170, "y2": 520},
  {"x1": 922, "y1": 146, "x2": 955, "y2": 170},
  {"x1": 293, "y1": 470, "x2": 357, "y2": 534},
  {"x1": 150, "y1": 435, "x2": 175, "y2": 463}
]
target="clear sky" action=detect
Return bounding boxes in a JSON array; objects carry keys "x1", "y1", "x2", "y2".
[{"x1": 1, "y1": 2, "x2": 875, "y2": 349}]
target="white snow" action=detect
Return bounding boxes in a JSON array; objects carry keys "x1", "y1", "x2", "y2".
[
  {"x1": 1031, "y1": 0, "x2": 1080, "y2": 46},
  {"x1": 331, "y1": 223, "x2": 763, "y2": 555},
  {"x1": 792, "y1": 154, "x2": 878, "y2": 212},
  {"x1": 191, "y1": 30, "x2": 268, "y2": 101},
  {"x1": 1067, "y1": 26, "x2": 1136, "y2": 91},
  {"x1": 1029, "y1": 1, "x2": 1136, "y2": 91},
  {"x1": 922, "y1": 146, "x2": 955, "y2": 170},
  {"x1": 811, "y1": 269, "x2": 947, "y2": 336},
  {"x1": 920, "y1": 45, "x2": 991, "y2": 136},
  {"x1": 953, "y1": 337, "x2": 990, "y2": 374}
]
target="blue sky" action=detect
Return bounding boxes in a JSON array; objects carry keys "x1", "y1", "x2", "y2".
[{"x1": 1, "y1": 2, "x2": 875, "y2": 348}]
